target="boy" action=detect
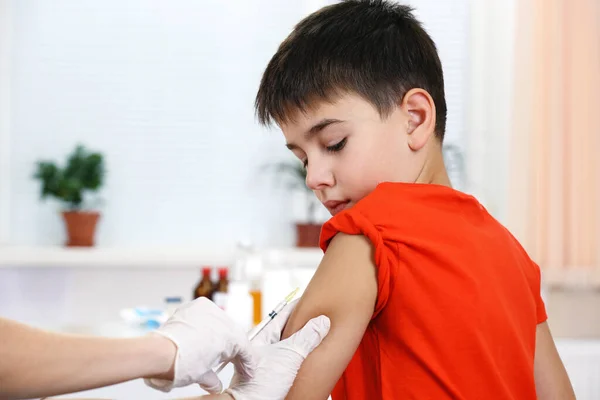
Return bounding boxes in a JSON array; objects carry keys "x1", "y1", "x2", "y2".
[{"x1": 254, "y1": 0, "x2": 575, "y2": 399}]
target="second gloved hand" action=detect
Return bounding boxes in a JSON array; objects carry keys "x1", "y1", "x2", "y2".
[
  {"x1": 225, "y1": 300, "x2": 331, "y2": 400},
  {"x1": 144, "y1": 297, "x2": 255, "y2": 394}
]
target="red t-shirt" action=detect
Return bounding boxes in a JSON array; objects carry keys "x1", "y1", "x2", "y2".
[{"x1": 320, "y1": 182, "x2": 546, "y2": 400}]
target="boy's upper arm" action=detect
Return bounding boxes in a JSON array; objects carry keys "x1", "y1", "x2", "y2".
[
  {"x1": 281, "y1": 233, "x2": 378, "y2": 400},
  {"x1": 534, "y1": 322, "x2": 576, "y2": 400}
]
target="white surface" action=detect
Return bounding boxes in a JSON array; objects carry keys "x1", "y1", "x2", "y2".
[
  {"x1": 46, "y1": 377, "x2": 227, "y2": 400},
  {"x1": 0, "y1": 245, "x2": 324, "y2": 268},
  {"x1": 0, "y1": 245, "x2": 235, "y2": 268},
  {"x1": 556, "y1": 339, "x2": 600, "y2": 400}
]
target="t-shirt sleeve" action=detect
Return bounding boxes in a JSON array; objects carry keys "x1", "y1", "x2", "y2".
[
  {"x1": 506, "y1": 231, "x2": 548, "y2": 324},
  {"x1": 530, "y1": 261, "x2": 548, "y2": 324},
  {"x1": 319, "y1": 208, "x2": 396, "y2": 319}
]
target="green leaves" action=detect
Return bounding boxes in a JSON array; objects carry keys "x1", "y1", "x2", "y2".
[
  {"x1": 33, "y1": 145, "x2": 105, "y2": 210},
  {"x1": 265, "y1": 160, "x2": 309, "y2": 192}
]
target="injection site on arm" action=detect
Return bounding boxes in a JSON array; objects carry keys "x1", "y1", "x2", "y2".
[{"x1": 281, "y1": 233, "x2": 378, "y2": 400}]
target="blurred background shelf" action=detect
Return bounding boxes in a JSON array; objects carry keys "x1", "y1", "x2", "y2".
[{"x1": 0, "y1": 245, "x2": 324, "y2": 268}]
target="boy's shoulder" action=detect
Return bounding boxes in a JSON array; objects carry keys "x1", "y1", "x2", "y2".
[
  {"x1": 336, "y1": 182, "x2": 516, "y2": 246},
  {"x1": 351, "y1": 181, "x2": 478, "y2": 218}
]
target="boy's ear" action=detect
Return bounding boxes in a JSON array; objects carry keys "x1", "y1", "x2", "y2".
[{"x1": 401, "y1": 88, "x2": 436, "y2": 151}]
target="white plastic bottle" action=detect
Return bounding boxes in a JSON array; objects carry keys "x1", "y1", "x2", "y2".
[{"x1": 225, "y1": 281, "x2": 254, "y2": 332}]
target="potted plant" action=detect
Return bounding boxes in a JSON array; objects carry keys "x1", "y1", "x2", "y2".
[
  {"x1": 267, "y1": 160, "x2": 322, "y2": 248},
  {"x1": 33, "y1": 144, "x2": 105, "y2": 247}
]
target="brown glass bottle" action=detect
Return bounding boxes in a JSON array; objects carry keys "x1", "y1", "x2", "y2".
[
  {"x1": 212, "y1": 267, "x2": 229, "y2": 309},
  {"x1": 193, "y1": 266, "x2": 214, "y2": 300},
  {"x1": 215, "y1": 267, "x2": 229, "y2": 292}
]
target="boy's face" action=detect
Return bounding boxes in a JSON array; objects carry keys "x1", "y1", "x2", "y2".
[{"x1": 281, "y1": 92, "x2": 426, "y2": 216}]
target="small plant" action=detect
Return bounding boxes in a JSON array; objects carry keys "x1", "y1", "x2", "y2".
[
  {"x1": 33, "y1": 144, "x2": 105, "y2": 210},
  {"x1": 442, "y1": 143, "x2": 465, "y2": 190},
  {"x1": 265, "y1": 160, "x2": 320, "y2": 223}
]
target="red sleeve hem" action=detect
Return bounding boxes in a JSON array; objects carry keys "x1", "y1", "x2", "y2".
[
  {"x1": 320, "y1": 210, "x2": 392, "y2": 318},
  {"x1": 535, "y1": 265, "x2": 548, "y2": 324}
]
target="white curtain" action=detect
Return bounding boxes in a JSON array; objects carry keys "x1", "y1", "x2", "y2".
[{"x1": 508, "y1": 0, "x2": 600, "y2": 286}]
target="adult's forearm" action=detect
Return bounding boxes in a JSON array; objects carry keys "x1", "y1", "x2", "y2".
[{"x1": 0, "y1": 318, "x2": 174, "y2": 400}]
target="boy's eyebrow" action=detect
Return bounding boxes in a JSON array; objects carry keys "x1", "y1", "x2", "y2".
[
  {"x1": 285, "y1": 118, "x2": 344, "y2": 150},
  {"x1": 306, "y1": 118, "x2": 344, "y2": 137}
]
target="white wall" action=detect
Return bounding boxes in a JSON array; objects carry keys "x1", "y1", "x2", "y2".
[
  {"x1": 406, "y1": 0, "x2": 469, "y2": 148},
  {"x1": 466, "y1": 0, "x2": 517, "y2": 222},
  {"x1": 406, "y1": 0, "x2": 470, "y2": 192},
  {"x1": 8, "y1": 0, "x2": 307, "y2": 248},
  {"x1": 3, "y1": 0, "x2": 472, "y2": 248},
  {"x1": 0, "y1": 0, "x2": 12, "y2": 245}
]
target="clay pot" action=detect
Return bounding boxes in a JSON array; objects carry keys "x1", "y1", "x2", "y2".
[
  {"x1": 61, "y1": 211, "x2": 100, "y2": 247},
  {"x1": 295, "y1": 223, "x2": 322, "y2": 248}
]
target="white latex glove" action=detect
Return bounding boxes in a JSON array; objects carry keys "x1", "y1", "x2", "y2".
[
  {"x1": 225, "y1": 299, "x2": 331, "y2": 400},
  {"x1": 144, "y1": 297, "x2": 254, "y2": 394}
]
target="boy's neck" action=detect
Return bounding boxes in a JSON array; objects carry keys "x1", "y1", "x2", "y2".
[{"x1": 414, "y1": 143, "x2": 453, "y2": 187}]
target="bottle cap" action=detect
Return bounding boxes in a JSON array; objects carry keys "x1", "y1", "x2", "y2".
[
  {"x1": 202, "y1": 266, "x2": 212, "y2": 276},
  {"x1": 218, "y1": 267, "x2": 229, "y2": 279}
]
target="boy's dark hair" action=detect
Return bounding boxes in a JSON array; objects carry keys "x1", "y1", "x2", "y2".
[{"x1": 255, "y1": 0, "x2": 447, "y2": 141}]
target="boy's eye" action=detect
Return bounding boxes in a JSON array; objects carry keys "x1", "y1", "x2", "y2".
[
  {"x1": 326, "y1": 138, "x2": 347, "y2": 153},
  {"x1": 301, "y1": 138, "x2": 346, "y2": 169}
]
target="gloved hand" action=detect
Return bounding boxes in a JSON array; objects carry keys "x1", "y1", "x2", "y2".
[
  {"x1": 225, "y1": 299, "x2": 331, "y2": 400},
  {"x1": 144, "y1": 297, "x2": 254, "y2": 394}
]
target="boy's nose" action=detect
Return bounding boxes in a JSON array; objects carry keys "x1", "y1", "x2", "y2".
[{"x1": 305, "y1": 161, "x2": 334, "y2": 191}]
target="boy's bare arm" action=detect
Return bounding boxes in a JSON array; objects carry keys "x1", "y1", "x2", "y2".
[
  {"x1": 281, "y1": 233, "x2": 378, "y2": 400},
  {"x1": 534, "y1": 322, "x2": 576, "y2": 400}
]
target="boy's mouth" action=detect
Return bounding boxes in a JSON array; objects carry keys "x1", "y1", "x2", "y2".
[{"x1": 323, "y1": 200, "x2": 350, "y2": 216}]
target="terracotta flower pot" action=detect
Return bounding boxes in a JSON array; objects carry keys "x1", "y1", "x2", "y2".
[
  {"x1": 61, "y1": 211, "x2": 100, "y2": 247},
  {"x1": 295, "y1": 223, "x2": 322, "y2": 248}
]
